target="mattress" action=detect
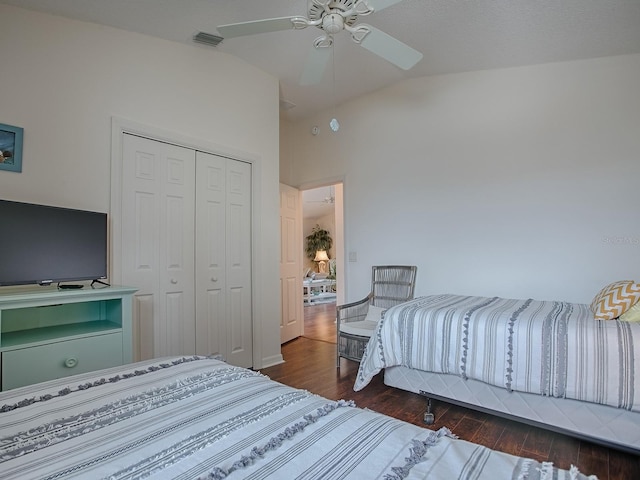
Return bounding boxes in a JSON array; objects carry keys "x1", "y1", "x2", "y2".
[
  {"x1": 356, "y1": 294, "x2": 640, "y2": 414},
  {"x1": 0, "y1": 356, "x2": 596, "y2": 479},
  {"x1": 384, "y1": 365, "x2": 640, "y2": 455}
]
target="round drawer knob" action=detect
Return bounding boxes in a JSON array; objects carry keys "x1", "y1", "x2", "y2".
[
  {"x1": 171, "y1": 278, "x2": 178, "y2": 284},
  {"x1": 64, "y1": 357, "x2": 78, "y2": 368},
  {"x1": 211, "y1": 277, "x2": 218, "y2": 282}
]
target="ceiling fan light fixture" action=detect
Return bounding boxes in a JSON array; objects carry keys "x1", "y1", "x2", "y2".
[{"x1": 323, "y1": 13, "x2": 344, "y2": 34}]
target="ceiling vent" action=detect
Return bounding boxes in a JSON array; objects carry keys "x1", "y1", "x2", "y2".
[{"x1": 193, "y1": 32, "x2": 224, "y2": 47}]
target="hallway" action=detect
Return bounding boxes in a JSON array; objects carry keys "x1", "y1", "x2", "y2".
[{"x1": 303, "y1": 302, "x2": 336, "y2": 343}]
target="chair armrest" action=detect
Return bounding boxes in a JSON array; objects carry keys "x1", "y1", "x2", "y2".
[{"x1": 336, "y1": 294, "x2": 373, "y2": 325}]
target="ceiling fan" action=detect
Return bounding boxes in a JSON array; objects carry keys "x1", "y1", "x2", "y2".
[
  {"x1": 217, "y1": 0, "x2": 423, "y2": 85},
  {"x1": 306, "y1": 186, "x2": 336, "y2": 204}
]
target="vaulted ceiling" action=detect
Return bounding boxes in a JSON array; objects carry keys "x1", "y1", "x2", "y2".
[{"x1": 4, "y1": 0, "x2": 640, "y2": 121}]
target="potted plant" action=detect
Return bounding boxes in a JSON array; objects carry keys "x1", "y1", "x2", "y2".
[{"x1": 305, "y1": 224, "x2": 333, "y2": 261}]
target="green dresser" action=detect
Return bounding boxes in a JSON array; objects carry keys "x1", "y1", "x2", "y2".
[{"x1": 0, "y1": 285, "x2": 136, "y2": 390}]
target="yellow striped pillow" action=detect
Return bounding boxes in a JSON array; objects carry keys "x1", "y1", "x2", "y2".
[{"x1": 590, "y1": 280, "x2": 640, "y2": 320}]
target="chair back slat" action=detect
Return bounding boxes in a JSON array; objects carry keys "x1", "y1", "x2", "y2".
[{"x1": 370, "y1": 265, "x2": 417, "y2": 309}]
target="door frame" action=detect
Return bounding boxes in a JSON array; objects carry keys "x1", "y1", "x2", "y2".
[{"x1": 110, "y1": 116, "x2": 277, "y2": 368}]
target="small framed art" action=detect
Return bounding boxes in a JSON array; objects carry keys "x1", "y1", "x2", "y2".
[{"x1": 0, "y1": 123, "x2": 24, "y2": 173}]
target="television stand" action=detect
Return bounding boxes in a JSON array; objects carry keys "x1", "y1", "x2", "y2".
[{"x1": 0, "y1": 285, "x2": 136, "y2": 391}]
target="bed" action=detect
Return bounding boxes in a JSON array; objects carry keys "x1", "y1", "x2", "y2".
[
  {"x1": 0, "y1": 356, "x2": 595, "y2": 479},
  {"x1": 354, "y1": 293, "x2": 640, "y2": 455}
]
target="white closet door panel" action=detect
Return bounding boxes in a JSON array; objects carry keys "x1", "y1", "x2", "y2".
[
  {"x1": 194, "y1": 200, "x2": 225, "y2": 358},
  {"x1": 122, "y1": 134, "x2": 195, "y2": 360},
  {"x1": 204, "y1": 203, "x2": 225, "y2": 271},
  {"x1": 158, "y1": 151, "x2": 195, "y2": 357},
  {"x1": 195, "y1": 152, "x2": 252, "y2": 367},
  {"x1": 134, "y1": 194, "x2": 157, "y2": 273},
  {"x1": 229, "y1": 286, "x2": 251, "y2": 358},
  {"x1": 161, "y1": 152, "x2": 196, "y2": 295},
  {"x1": 130, "y1": 193, "x2": 157, "y2": 358},
  {"x1": 225, "y1": 160, "x2": 252, "y2": 367},
  {"x1": 226, "y1": 161, "x2": 251, "y2": 286},
  {"x1": 122, "y1": 136, "x2": 161, "y2": 359},
  {"x1": 124, "y1": 149, "x2": 160, "y2": 291},
  {"x1": 195, "y1": 153, "x2": 226, "y2": 358},
  {"x1": 195, "y1": 289, "x2": 225, "y2": 357},
  {"x1": 196, "y1": 155, "x2": 224, "y2": 275},
  {"x1": 165, "y1": 291, "x2": 192, "y2": 355},
  {"x1": 228, "y1": 204, "x2": 244, "y2": 267},
  {"x1": 165, "y1": 197, "x2": 185, "y2": 269}
]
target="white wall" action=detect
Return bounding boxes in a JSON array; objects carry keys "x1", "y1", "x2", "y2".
[
  {"x1": 0, "y1": 5, "x2": 283, "y2": 367},
  {"x1": 282, "y1": 54, "x2": 640, "y2": 304}
]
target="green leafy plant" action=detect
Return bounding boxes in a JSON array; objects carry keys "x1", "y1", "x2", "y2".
[{"x1": 305, "y1": 224, "x2": 333, "y2": 261}]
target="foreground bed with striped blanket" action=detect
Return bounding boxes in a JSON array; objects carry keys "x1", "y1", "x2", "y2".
[{"x1": 0, "y1": 356, "x2": 594, "y2": 479}]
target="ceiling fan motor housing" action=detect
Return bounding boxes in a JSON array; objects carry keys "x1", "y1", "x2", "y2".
[{"x1": 310, "y1": 0, "x2": 359, "y2": 31}]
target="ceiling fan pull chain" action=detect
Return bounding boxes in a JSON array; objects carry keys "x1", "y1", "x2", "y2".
[{"x1": 330, "y1": 41, "x2": 340, "y2": 132}]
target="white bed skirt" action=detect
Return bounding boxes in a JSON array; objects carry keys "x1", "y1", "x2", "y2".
[{"x1": 384, "y1": 365, "x2": 640, "y2": 455}]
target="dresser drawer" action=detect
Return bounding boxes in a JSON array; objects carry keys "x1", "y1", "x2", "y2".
[{"x1": 1, "y1": 333, "x2": 123, "y2": 390}]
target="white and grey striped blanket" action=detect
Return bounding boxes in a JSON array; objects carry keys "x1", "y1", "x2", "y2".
[
  {"x1": 355, "y1": 295, "x2": 639, "y2": 413},
  {"x1": 0, "y1": 356, "x2": 594, "y2": 479}
]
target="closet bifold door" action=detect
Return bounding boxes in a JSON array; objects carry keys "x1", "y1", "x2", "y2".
[
  {"x1": 195, "y1": 152, "x2": 252, "y2": 368},
  {"x1": 121, "y1": 134, "x2": 196, "y2": 360}
]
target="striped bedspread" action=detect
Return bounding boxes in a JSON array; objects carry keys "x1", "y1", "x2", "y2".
[
  {"x1": 355, "y1": 295, "x2": 639, "y2": 413},
  {"x1": 0, "y1": 356, "x2": 594, "y2": 479}
]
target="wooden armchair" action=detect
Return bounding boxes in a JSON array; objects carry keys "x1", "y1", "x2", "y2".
[{"x1": 337, "y1": 265, "x2": 417, "y2": 367}]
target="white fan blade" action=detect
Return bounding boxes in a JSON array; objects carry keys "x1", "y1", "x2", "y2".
[
  {"x1": 300, "y1": 45, "x2": 332, "y2": 85},
  {"x1": 366, "y1": 0, "x2": 405, "y2": 12},
  {"x1": 217, "y1": 17, "x2": 299, "y2": 38},
  {"x1": 360, "y1": 26, "x2": 422, "y2": 70}
]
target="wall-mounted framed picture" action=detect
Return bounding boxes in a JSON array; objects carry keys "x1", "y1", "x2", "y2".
[{"x1": 0, "y1": 123, "x2": 24, "y2": 173}]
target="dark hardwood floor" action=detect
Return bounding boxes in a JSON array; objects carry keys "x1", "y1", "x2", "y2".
[{"x1": 261, "y1": 302, "x2": 640, "y2": 480}]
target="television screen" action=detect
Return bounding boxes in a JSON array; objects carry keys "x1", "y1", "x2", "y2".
[{"x1": 0, "y1": 200, "x2": 107, "y2": 286}]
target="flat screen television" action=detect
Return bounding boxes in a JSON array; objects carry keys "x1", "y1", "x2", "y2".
[{"x1": 0, "y1": 200, "x2": 108, "y2": 287}]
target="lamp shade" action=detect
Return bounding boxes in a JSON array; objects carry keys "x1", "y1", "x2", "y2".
[{"x1": 314, "y1": 250, "x2": 329, "y2": 262}]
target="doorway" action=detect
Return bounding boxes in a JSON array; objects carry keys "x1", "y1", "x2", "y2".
[
  {"x1": 301, "y1": 183, "x2": 344, "y2": 343},
  {"x1": 279, "y1": 181, "x2": 344, "y2": 345}
]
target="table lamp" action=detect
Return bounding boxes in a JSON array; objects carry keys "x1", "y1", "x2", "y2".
[{"x1": 314, "y1": 250, "x2": 329, "y2": 273}]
